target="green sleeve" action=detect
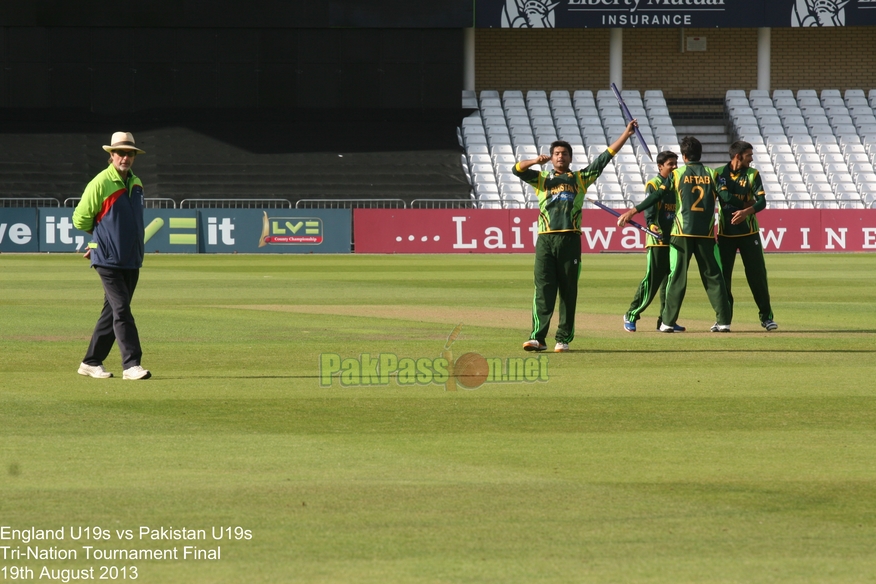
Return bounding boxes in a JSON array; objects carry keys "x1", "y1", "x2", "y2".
[
  {"x1": 72, "y1": 177, "x2": 103, "y2": 233},
  {"x1": 750, "y1": 168, "x2": 767, "y2": 213},
  {"x1": 576, "y1": 149, "x2": 614, "y2": 188},
  {"x1": 512, "y1": 164, "x2": 541, "y2": 186},
  {"x1": 714, "y1": 165, "x2": 738, "y2": 207},
  {"x1": 712, "y1": 167, "x2": 733, "y2": 204},
  {"x1": 635, "y1": 180, "x2": 664, "y2": 212}
]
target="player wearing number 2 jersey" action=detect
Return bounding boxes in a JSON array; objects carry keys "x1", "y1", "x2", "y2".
[{"x1": 659, "y1": 136, "x2": 733, "y2": 332}]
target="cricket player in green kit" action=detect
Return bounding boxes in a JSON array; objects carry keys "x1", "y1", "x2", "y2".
[
  {"x1": 513, "y1": 120, "x2": 638, "y2": 352},
  {"x1": 659, "y1": 136, "x2": 733, "y2": 333},
  {"x1": 617, "y1": 150, "x2": 685, "y2": 332},
  {"x1": 715, "y1": 141, "x2": 778, "y2": 331}
]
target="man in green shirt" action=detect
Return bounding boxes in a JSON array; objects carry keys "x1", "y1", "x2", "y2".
[
  {"x1": 715, "y1": 141, "x2": 777, "y2": 331},
  {"x1": 617, "y1": 150, "x2": 685, "y2": 332},
  {"x1": 513, "y1": 120, "x2": 637, "y2": 352},
  {"x1": 659, "y1": 136, "x2": 733, "y2": 332}
]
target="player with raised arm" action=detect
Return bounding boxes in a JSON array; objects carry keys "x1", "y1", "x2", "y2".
[{"x1": 513, "y1": 120, "x2": 638, "y2": 352}]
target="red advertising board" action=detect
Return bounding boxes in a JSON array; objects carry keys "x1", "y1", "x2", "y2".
[{"x1": 354, "y1": 209, "x2": 876, "y2": 253}]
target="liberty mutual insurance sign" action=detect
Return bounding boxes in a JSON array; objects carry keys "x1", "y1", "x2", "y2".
[
  {"x1": 480, "y1": 0, "x2": 876, "y2": 28},
  {"x1": 568, "y1": 0, "x2": 725, "y2": 27}
]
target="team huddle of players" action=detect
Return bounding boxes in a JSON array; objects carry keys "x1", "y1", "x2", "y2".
[
  {"x1": 513, "y1": 125, "x2": 777, "y2": 353},
  {"x1": 618, "y1": 136, "x2": 777, "y2": 334}
]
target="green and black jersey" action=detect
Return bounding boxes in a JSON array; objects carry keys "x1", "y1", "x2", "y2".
[
  {"x1": 635, "y1": 174, "x2": 676, "y2": 247},
  {"x1": 513, "y1": 149, "x2": 615, "y2": 234},
  {"x1": 670, "y1": 162, "x2": 728, "y2": 238},
  {"x1": 714, "y1": 164, "x2": 767, "y2": 237}
]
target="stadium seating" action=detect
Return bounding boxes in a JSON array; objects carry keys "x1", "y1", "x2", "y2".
[
  {"x1": 455, "y1": 89, "x2": 679, "y2": 209},
  {"x1": 461, "y1": 88, "x2": 876, "y2": 209},
  {"x1": 0, "y1": 109, "x2": 475, "y2": 209},
  {"x1": 724, "y1": 88, "x2": 876, "y2": 208}
]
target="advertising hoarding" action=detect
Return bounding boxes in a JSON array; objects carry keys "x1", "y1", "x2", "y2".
[
  {"x1": 477, "y1": 0, "x2": 876, "y2": 29},
  {"x1": 0, "y1": 208, "x2": 351, "y2": 254},
  {"x1": 144, "y1": 210, "x2": 200, "y2": 254},
  {"x1": 353, "y1": 208, "x2": 876, "y2": 253},
  {"x1": 5, "y1": 207, "x2": 876, "y2": 254},
  {"x1": 198, "y1": 209, "x2": 351, "y2": 254},
  {"x1": 0, "y1": 208, "x2": 39, "y2": 252},
  {"x1": 37, "y1": 209, "x2": 90, "y2": 253}
]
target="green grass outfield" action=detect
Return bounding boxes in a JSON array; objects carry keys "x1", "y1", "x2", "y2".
[{"x1": 1, "y1": 253, "x2": 875, "y2": 584}]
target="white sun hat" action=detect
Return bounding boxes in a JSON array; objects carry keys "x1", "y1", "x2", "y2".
[{"x1": 102, "y1": 131, "x2": 145, "y2": 154}]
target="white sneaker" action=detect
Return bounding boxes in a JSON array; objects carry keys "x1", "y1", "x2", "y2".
[
  {"x1": 78, "y1": 363, "x2": 113, "y2": 378},
  {"x1": 123, "y1": 365, "x2": 152, "y2": 380},
  {"x1": 522, "y1": 339, "x2": 547, "y2": 352},
  {"x1": 710, "y1": 323, "x2": 731, "y2": 333},
  {"x1": 554, "y1": 342, "x2": 569, "y2": 352},
  {"x1": 658, "y1": 323, "x2": 675, "y2": 333}
]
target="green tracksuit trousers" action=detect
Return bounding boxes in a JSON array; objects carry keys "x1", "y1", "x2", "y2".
[
  {"x1": 625, "y1": 245, "x2": 670, "y2": 326},
  {"x1": 530, "y1": 232, "x2": 581, "y2": 344},
  {"x1": 661, "y1": 236, "x2": 732, "y2": 327},
  {"x1": 718, "y1": 234, "x2": 774, "y2": 323}
]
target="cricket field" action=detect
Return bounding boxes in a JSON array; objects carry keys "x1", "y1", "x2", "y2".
[{"x1": 1, "y1": 253, "x2": 875, "y2": 583}]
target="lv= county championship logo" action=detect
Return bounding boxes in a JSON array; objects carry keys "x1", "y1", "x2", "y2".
[
  {"x1": 258, "y1": 212, "x2": 323, "y2": 247},
  {"x1": 319, "y1": 324, "x2": 549, "y2": 389}
]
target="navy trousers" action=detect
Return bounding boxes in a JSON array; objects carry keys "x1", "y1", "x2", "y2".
[{"x1": 83, "y1": 267, "x2": 143, "y2": 369}]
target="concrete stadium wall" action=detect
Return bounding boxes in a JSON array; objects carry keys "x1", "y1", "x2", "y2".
[
  {"x1": 475, "y1": 28, "x2": 611, "y2": 94},
  {"x1": 0, "y1": 27, "x2": 463, "y2": 111},
  {"x1": 0, "y1": 1, "x2": 472, "y2": 29},
  {"x1": 771, "y1": 27, "x2": 876, "y2": 92},
  {"x1": 475, "y1": 27, "x2": 876, "y2": 99}
]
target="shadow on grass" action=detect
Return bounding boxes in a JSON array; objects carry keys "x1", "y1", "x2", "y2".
[
  {"x1": 710, "y1": 330, "x2": 876, "y2": 334},
  {"x1": 585, "y1": 349, "x2": 876, "y2": 354},
  {"x1": 152, "y1": 375, "x2": 321, "y2": 380}
]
